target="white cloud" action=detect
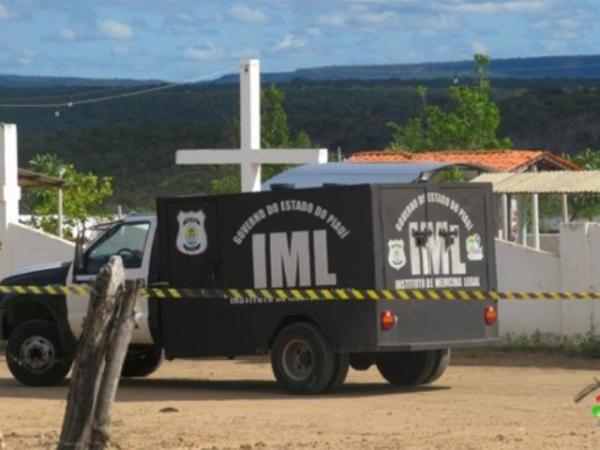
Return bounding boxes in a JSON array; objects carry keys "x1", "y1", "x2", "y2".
[
  {"x1": 0, "y1": 4, "x2": 10, "y2": 20},
  {"x1": 98, "y1": 20, "x2": 135, "y2": 40},
  {"x1": 59, "y1": 28, "x2": 77, "y2": 41},
  {"x1": 182, "y1": 42, "x2": 225, "y2": 61},
  {"x1": 355, "y1": 10, "x2": 398, "y2": 25},
  {"x1": 273, "y1": 34, "x2": 307, "y2": 52},
  {"x1": 306, "y1": 27, "x2": 322, "y2": 37},
  {"x1": 446, "y1": 1, "x2": 549, "y2": 14},
  {"x1": 18, "y1": 48, "x2": 37, "y2": 66},
  {"x1": 316, "y1": 13, "x2": 347, "y2": 27},
  {"x1": 533, "y1": 7, "x2": 591, "y2": 45},
  {"x1": 229, "y1": 4, "x2": 267, "y2": 24}
]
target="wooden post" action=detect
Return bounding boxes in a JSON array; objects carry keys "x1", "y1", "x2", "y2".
[
  {"x1": 58, "y1": 256, "x2": 125, "y2": 450},
  {"x1": 90, "y1": 279, "x2": 144, "y2": 450}
]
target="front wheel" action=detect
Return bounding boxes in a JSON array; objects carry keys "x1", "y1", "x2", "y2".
[
  {"x1": 121, "y1": 346, "x2": 164, "y2": 378},
  {"x1": 376, "y1": 351, "x2": 437, "y2": 386},
  {"x1": 6, "y1": 320, "x2": 72, "y2": 386},
  {"x1": 271, "y1": 323, "x2": 335, "y2": 395}
]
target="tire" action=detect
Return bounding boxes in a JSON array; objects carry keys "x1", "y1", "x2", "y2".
[
  {"x1": 327, "y1": 353, "x2": 350, "y2": 392},
  {"x1": 121, "y1": 346, "x2": 164, "y2": 378},
  {"x1": 271, "y1": 323, "x2": 335, "y2": 395},
  {"x1": 376, "y1": 351, "x2": 437, "y2": 386},
  {"x1": 422, "y1": 349, "x2": 451, "y2": 384},
  {"x1": 349, "y1": 353, "x2": 375, "y2": 371},
  {"x1": 6, "y1": 320, "x2": 72, "y2": 386}
]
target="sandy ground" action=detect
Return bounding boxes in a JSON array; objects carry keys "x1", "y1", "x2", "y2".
[{"x1": 1, "y1": 352, "x2": 600, "y2": 450}]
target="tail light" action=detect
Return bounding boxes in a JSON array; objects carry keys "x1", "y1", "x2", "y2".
[
  {"x1": 381, "y1": 310, "x2": 397, "y2": 331},
  {"x1": 484, "y1": 305, "x2": 497, "y2": 325}
]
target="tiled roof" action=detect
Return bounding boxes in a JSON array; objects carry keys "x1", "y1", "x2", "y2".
[{"x1": 346, "y1": 150, "x2": 581, "y2": 172}]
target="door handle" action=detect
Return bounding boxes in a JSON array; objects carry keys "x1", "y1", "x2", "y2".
[
  {"x1": 439, "y1": 229, "x2": 459, "y2": 248},
  {"x1": 412, "y1": 229, "x2": 433, "y2": 247}
]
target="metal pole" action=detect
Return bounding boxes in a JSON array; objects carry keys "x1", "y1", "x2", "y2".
[
  {"x1": 500, "y1": 193, "x2": 508, "y2": 240},
  {"x1": 561, "y1": 193, "x2": 569, "y2": 224},
  {"x1": 58, "y1": 187, "x2": 63, "y2": 239},
  {"x1": 532, "y1": 193, "x2": 540, "y2": 250},
  {"x1": 519, "y1": 195, "x2": 527, "y2": 245}
]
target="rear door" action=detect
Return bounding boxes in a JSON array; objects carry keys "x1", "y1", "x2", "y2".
[
  {"x1": 378, "y1": 185, "x2": 429, "y2": 290},
  {"x1": 376, "y1": 183, "x2": 498, "y2": 349}
]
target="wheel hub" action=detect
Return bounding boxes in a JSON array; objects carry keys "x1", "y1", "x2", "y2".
[
  {"x1": 20, "y1": 335, "x2": 56, "y2": 373},
  {"x1": 282, "y1": 339, "x2": 314, "y2": 381}
]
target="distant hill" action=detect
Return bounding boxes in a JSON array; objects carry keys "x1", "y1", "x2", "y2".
[
  {"x1": 221, "y1": 55, "x2": 600, "y2": 83},
  {"x1": 4, "y1": 54, "x2": 600, "y2": 89},
  {"x1": 0, "y1": 74, "x2": 162, "y2": 88}
]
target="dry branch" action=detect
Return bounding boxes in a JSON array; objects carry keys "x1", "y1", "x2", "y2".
[
  {"x1": 90, "y1": 279, "x2": 144, "y2": 450},
  {"x1": 574, "y1": 377, "x2": 600, "y2": 403}
]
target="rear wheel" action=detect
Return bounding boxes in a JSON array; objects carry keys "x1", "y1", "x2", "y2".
[
  {"x1": 422, "y1": 349, "x2": 451, "y2": 384},
  {"x1": 6, "y1": 320, "x2": 72, "y2": 386},
  {"x1": 271, "y1": 323, "x2": 335, "y2": 395},
  {"x1": 327, "y1": 353, "x2": 349, "y2": 392},
  {"x1": 122, "y1": 346, "x2": 164, "y2": 378},
  {"x1": 376, "y1": 351, "x2": 437, "y2": 386}
]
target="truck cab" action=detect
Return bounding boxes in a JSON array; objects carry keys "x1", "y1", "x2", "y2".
[{"x1": 0, "y1": 214, "x2": 161, "y2": 386}]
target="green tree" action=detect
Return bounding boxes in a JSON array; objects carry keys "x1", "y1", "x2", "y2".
[
  {"x1": 211, "y1": 84, "x2": 313, "y2": 193},
  {"x1": 387, "y1": 54, "x2": 512, "y2": 151},
  {"x1": 24, "y1": 154, "x2": 113, "y2": 236},
  {"x1": 262, "y1": 84, "x2": 291, "y2": 148},
  {"x1": 566, "y1": 148, "x2": 600, "y2": 220}
]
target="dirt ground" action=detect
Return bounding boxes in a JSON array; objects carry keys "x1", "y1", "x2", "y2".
[{"x1": 1, "y1": 352, "x2": 600, "y2": 450}]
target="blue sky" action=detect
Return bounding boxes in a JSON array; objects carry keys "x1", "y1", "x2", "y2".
[{"x1": 0, "y1": 0, "x2": 598, "y2": 80}]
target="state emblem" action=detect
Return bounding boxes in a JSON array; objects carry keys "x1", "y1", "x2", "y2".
[
  {"x1": 176, "y1": 210, "x2": 208, "y2": 255},
  {"x1": 387, "y1": 239, "x2": 406, "y2": 270}
]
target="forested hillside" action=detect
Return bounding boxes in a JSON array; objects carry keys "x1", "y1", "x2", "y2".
[{"x1": 2, "y1": 77, "x2": 600, "y2": 210}]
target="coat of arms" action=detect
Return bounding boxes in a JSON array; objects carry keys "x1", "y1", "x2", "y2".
[
  {"x1": 388, "y1": 239, "x2": 406, "y2": 270},
  {"x1": 176, "y1": 210, "x2": 207, "y2": 255}
]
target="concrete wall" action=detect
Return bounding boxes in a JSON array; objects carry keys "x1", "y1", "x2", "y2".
[
  {"x1": 3, "y1": 223, "x2": 74, "y2": 277},
  {"x1": 525, "y1": 233, "x2": 560, "y2": 254},
  {"x1": 497, "y1": 222, "x2": 600, "y2": 337}
]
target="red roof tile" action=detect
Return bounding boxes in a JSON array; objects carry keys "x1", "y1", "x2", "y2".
[{"x1": 347, "y1": 150, "x2": 581, "y2": 172}]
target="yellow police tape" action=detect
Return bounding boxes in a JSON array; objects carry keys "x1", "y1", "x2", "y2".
[{"x1": 1, "y1": 285, "x2": 600, "y2": 301}]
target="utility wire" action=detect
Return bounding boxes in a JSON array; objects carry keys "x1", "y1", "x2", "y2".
[
  {"x1": 0, "y1": 82, "x2": 167, "y2": 102},
  {"x1": 0, "y1": 66, "x2": 236, "y2": 108}
]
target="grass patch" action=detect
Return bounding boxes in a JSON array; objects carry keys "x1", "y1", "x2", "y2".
[{"x1": 495, "y1": 331, "x2": 600, "y2": 358}]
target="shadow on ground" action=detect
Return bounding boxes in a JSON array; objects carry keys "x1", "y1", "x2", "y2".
[{"x1": 0, "y1": 375, "x2": 449, "y2": 402}]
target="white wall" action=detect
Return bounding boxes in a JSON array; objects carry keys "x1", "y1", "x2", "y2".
[
  {"x1": 4, "y1": 223, "x2": 74, "y2": 277},
  {"x1": 0, "y1": 123, "x2": 76, "y2": 280},
  {"x1": 497, "y1": 222, "x2": 600, "y2": 337}
]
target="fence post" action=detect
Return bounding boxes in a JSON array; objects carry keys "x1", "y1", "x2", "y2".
[
  {"x1": 90, "y1": 279, "x2": 144, "y2": 450},
  {"x1": 58, "y1": 256, "x2": 125, "y2": 450}
]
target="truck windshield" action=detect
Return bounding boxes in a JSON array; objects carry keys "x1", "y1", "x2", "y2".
[{"x1": 85, "y1": 222, "x2": 150, "y2": 273}]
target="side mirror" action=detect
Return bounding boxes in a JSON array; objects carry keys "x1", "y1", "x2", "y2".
[{"x1": 74, "y1": 226, "x2": 86, "y2": 273}]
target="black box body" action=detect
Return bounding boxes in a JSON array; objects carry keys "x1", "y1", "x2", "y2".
[{"x1": 156, "y1": 183, "x2": 498, "y2": 358}]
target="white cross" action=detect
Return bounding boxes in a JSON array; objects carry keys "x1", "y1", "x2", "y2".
[{"x1": 176, "y1": 59, "x2": 328, "y2": 192}]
